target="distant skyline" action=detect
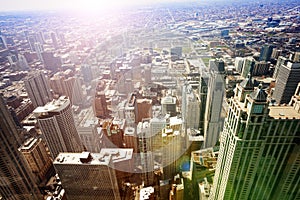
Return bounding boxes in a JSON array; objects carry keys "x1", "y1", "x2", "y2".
[
  {"x1": 0, "y1": 0, "x2": 192, "y2": 11},
  {"x1": 0, "y1": 0, "x2": 279, "y2": 12}
]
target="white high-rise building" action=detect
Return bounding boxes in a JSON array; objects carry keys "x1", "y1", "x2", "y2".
[
  {"x1": 34, "y1": 96, "x2": 84, "y2": 158},
  {"x1": 182, "y1": 83, "x2": 201, "y2": 129}
]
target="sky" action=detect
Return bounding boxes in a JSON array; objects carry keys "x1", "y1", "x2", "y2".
[{"x1": 0, "y1": 0, "x2": 190, "y2": 11}]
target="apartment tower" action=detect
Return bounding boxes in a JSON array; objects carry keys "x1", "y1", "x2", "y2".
[{"x1": 34, "y1": 96, "x2": 84, "y2": 158}]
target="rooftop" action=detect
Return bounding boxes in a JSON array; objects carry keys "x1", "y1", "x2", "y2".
[
  {"x1": 34, "y1": 96, "x2": 70, "y2": 115},
  {"x1": 99, "y1": 148, "x2": 133, "y2": 163},
  {"x1": 54, "y1": 152, "x2": 111, "y2": 166},
  {"x1": 269, "y1": 105, "x2": 300, "y2": 119}
]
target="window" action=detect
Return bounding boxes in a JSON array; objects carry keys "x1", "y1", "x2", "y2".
[{"x1": 253, "y1": 105, "x2": 264, "y2": 114}]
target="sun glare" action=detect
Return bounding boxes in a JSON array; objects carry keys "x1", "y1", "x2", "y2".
[{"x1": 64, "y1": 0, "x2": 150, "y2": 12}]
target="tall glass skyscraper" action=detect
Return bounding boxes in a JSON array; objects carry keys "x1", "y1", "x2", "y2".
[
  {"x1": 0, "y1": 95, "x2": 41, "y2": 200},
  {"x1": 210, "y1": 78, "x2": 300, "y2": 200}
]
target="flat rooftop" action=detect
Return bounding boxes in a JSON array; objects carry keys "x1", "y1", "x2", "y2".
[
  {"x1": 34, "y1": 96, "x2": 70, "y2": 114},
  {"x1": 99, "y1": 148, "x2": 133, "y2": 163},
  {"x1": 54, "y1": 152, "x2": 111, "y2": 166},
  {"x1": 269, "y1": 105, "x2": 300, "y2": 119}
]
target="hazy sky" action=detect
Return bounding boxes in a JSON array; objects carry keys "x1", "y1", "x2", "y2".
[{"x1": 0, "y1": 0, "x2": 189, "y2": 11}]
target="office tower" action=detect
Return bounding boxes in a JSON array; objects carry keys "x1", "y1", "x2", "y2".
[
  {"x1": 161, "y1": 95, "x2": 177, "y2": 117},
  {"x1": 7, "y1": 54, "x2": 17, "y2": 65},
  {"x1": 234, "y1": 57, "x2": 245, "y2": 74},
  {"x1": 135, "y1": 99, "x2": 152, "y2": 123},
  {"x1": 252, "y1": 61, "x2": 270, "y2": 76},
  {"x1": 124, "y1": 127, "x2": 138, "y2": 152},
  {"x1": 259, "y1": 45, "x2": 274, "y2": 61},
  {"x1": 182, "y1": 83, "x2": 200, "y2": 129},
  {"x1": 143, "y1": 64, "x2": 152, "y2": 84},
  {"x1": 54, "y1": 152, "x2": 121, "y2": 200},
  {"x1": 0, "y1": 95, "x2": 41, "y2": 200},
  {"x1": 199, "y1": 70, "x2": 209, "y2": 131},
  {"x1": 41, "y1": 51, "x2": 62, "y2": 71},
  {"x1": 150, "y1": 117, "x2": 167, "y2": 136},
  {"x1": 241, "y1": 57, "x2": 255, "y2": 78},
  {"x1": 290, "y1": 82, "x2": 300, "y2": 106},
  {"x1": 125, "y1": 93, "x2": 136, "y2": 126},
  {"x1": 273, "y1": 61, "x2": 300, "y2": 104},
  {"x1": 210, "y1": 82, "x2": 300, "y2": 200},
  {"x1": 50, "y1": 71, "x2": 85, "y2": 106},
  {"x1": 0, "y1": 35, "x2": 7, "y2": 49},
  {"x1": 64, "y1": 76, "x2": 84, "y2": 105},
  {"x1": 99, "y1": 148, "x2": 134, "y2": 180},
  {"x1": 18, "y1": 54, "x2": 29, "y2": 70},
  {"x1": 34, "y1": 42, "x2": 44, "y2": 62},
  {"x1": 19, "y1": 137, "x2": 54, "y2": 182},
  {"x1": 34, "y1": 96, "x2": 84, "y2": 158},
  {"x1": 271, "y1": 48, "x2": 282, "y2": 59},
  {"x1": 94, "y1": 91, "x2": 109, "y2": 118},
  {"x1": 24, "y1": 70, "x2": 52, "y2": 108},
  {"x1": 137, "y1": 122, "x2": 155, "y2": 186},
  {"x1": 272, "y1": 56, "x2": 288, "y2": 79},
  {"x1": 100, "y1": 119, "x2": 124, "y2": 148},
  {"x1": 75, "y1": 108, "x2": 101, "y2": 153},
  {"x1": 204, "y1": 59, "x2": 225, "y2": 148},
  {"x1": 27, "y1": 35, "x2": 36, "y2": 52},
  {"x1": 50, "y1": 32, "x2": 59, "y2": 49},
  {"x1": 35, "y1": 31, "x2": 45, "y2": 44},
  {"x1": 170, "y1": 47, "x2": 182, "y2": 61}
]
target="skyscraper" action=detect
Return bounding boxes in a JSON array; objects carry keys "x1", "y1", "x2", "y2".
[
  {"x1": 19, "y1": 137, "x2": 54, "y2": 183},
  {"x1": 204, "y1": 59, "x2": 225, "y2": 148},
  {"x1": 272, "y1": 55, "x2": 288, "y2": 79},
  {"x1": 24, "y1": 70, "x2": 52, "y2": 108},
  {"x1": 135, "y1": 99, "x2": 152, "y2": 123},
  {"x1": 54, "y1": 152, "x2": 121, "y2": 200},
  {"x1": 94, "y1": 91, "x2": 109, "y2": 118},
  {"x1": 241, "y1": 57, "x2": 255, "y2": 78},
  {"x1": 161, "y1": 95, "x2": 177, "y2": 117},
  {"x1": 259, "y1": 45, "x2": 274, "y2": 62},
  {"x1": 34, "y1": 96, "x2": 84, "y2": 158},
  {"x1": 210, "y1": 82, "x2": 300, "y2": 199},
  {"x1": 50, "y1": 32, "x2": 59, "y2": 49},
  {"x1": 182, "y1": 83, "x2": 200, "y2": 129},
  {"x1": 273, "y1": 61, "x2": 300, "y2": 104},
  {"x1": 0, "y1": 95, "x2": 41, "y2": 200},
  {"x1": 50, "y1": 71, "x2": 85, "y2": 106}
]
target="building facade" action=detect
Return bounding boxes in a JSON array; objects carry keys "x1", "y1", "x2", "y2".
[
  {"x1": 34, "y1": 96, "x2": 84, "y2": 158},
  {"x1": 19, "y1": 137, "x2": 54, "y2": 183},
  {"x1": 273, "y1": 61, "x2": 300, "y2": 104},
  {"x1": 204, "y1": 59, "x2": 225, "y2": 148},
  {"x1": 0, "y1": 96, "x2": 41, "y2": 200},
  {"x1": 54, "y1": 152, "x2": 121, "y2": 200},
  {"x1": 24, "y1": 70, "x2": 52, "y2": 108},
  {"x1": 210, "y1": 81, "x2": 300, "y2": 200}
]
